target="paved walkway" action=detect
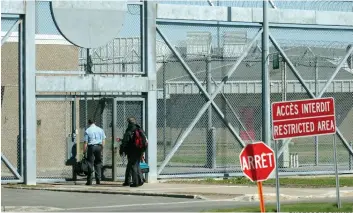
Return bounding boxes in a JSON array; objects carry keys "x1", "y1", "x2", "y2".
[{"x1": 5, "y1": 181, "x2": 353, "y2": 202}]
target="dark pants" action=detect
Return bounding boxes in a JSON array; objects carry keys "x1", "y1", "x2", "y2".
[
  {"x1": 87, "y1": 144, "x2": 103, "y2": 184},
  {"x1": 124, "y1": 151, "x2": 144, "y2": 185}
]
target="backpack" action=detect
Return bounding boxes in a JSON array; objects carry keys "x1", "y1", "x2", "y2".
[{"x1": 131, "y1": 128, "x2": 148, "y2": 151}]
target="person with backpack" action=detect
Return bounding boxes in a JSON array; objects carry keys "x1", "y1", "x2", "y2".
[{"x1": 119, "y1": 117, "x2": 148, "y2": 187}]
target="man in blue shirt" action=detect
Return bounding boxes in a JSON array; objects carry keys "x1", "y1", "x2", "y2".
[{"x1": 83, "y1": 119, "x2": 106, "y2": 185}]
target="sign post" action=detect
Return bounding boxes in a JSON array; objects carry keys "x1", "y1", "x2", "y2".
[
  {"x1": 333, "y1": 135, "x2": 341, "y2": 208},
  {"x1": 271, "y1": 97, "x2": 337, "y2": 210},
  {"x1": 239, "y1": 141, "x2": 276, "y2": 213}
]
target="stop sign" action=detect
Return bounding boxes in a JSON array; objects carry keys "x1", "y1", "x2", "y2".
[{"x1": 239, "y1": 141, "x2": 276, "y2": 182}]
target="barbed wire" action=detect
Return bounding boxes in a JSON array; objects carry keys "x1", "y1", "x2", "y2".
[{"x1": 156, "y1": 0, "x2": 353, "y2": 12}]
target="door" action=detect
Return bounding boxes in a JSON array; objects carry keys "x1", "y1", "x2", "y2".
[{"x1": 101, "y1": 98, "x2": 145, "y2": 180}]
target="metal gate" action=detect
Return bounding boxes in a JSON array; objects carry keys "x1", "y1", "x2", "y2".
[{"x1": 99, "y1": 98, "x2": 145, "y2": 181}]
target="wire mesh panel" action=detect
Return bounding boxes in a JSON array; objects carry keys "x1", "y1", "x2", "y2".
[
  {"x1": 269, "y1": 27, "x2": 353, "y2": 174},
  {"x1": 36, "y1": 100, "x2": 72, "y2": 179},
  {"x1": 78, "y1": 4, "x2": 142, "y2": 75},
  {"x1": 1, "y1": 18, "x2": 21, "y2": 181},
  {"x1": 156, "y1": 24, "x2": 263, "y2": 177},
  {"x1": 156, "y1": 19, "x2": 353, "y2": 178},
  {"x1": 100, "y1": 100, "x2": 144, "y2": 180},
  {"x1": 155, "y1": 0, "x2": 353, "y2": 12}
]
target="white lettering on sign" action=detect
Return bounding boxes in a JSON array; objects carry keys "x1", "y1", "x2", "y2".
[
  {"x1": 317, "y1": 120, "x2": 335, "y2": 131},
  {"x1": 242, "y1": 153, "x2": 273, "y2": 170},
  {"x1": 276, "y1": 104, "x2": 299, "y2": 117},
  {"x1": 274, "y1": 122, "x2": 315, "y2": 136},
  {"x1": 302, "y1": 101, "x2": 330, "y2": 114}
]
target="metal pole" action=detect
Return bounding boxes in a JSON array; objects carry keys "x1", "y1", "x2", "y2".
[
  {"x1": 112, "y1": 99, "x2": 118, "y2": 181},
  {"x1": 262, "y1": 0, "x2": 271, "y2": 147},
  {"x1": 144, "y1": 0, "x2": 158, "y2": 182},
  {"x1": 23, "y1": 1, "x2": 37, "y2": 185},
  {"x1": 206, "y1": 55, "x2": 215, "y2": 168},
  {"x1": 163, "y1": 57, "x2": 167, "y2": 160},
  {"x1": 85, "y1": 93, "x2": 88, "y2": 129},
  {"x1": 71, "y1": 96, "x2": 77, "y2": 181},
  {"x1": 274, "y1": 141, "x2": 280, "y2": 212},
  {"x1": 333, "y1": 134, "x2": 341, "y2": 208},
  {"x1": 283, "y1": 62, "x2": 287, "y2": 101},
  {"x1": 280, "y1": 60, "x2": 286, "y2": 167},
  {"x1": 18, "y1": 19, "x2": 24, "y2": 180},
  {"x1": 349, "y1": 142, "x2": 352, "y2": 170},
  {"x1": 315, "y1": 57, "x2": 319, "y2": 166},
  {"x1": 216, "y1": 0, "x2": 220, "y2": 50}
]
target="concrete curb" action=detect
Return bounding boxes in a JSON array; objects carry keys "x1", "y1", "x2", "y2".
[
  {"x1": 3, "y1": 186, "x2": 206, "y2": 200},
  {"x1": 232, "y1": 192, "x2": 353, "y2": 202}
]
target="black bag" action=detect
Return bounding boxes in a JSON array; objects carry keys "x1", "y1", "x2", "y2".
[{"x1": 75, "y1": 157, "x2": 90, "y2": 176}]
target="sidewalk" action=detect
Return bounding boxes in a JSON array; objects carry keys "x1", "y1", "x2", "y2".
[{"x1": 4, "y1": 181, "x2": 353, "y2": 202}]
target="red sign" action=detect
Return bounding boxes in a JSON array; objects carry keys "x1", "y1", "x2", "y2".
[
  {"x1": 272, "y1": 97, "x2": 336, "y2": 140},
  {"x1": 239, "y1": 142, "x2": 276, "y2": 182}
]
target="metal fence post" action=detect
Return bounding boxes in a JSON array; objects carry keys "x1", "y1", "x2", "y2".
[
  {"x1": 144, "y1": 0, "x2": 158, "y2": 182},
  {"x1": 112, "y1": 99, "x2": 118, "y2": 181},
  {"x1": 23, "y1": 0, "x2": 37, "y2": 185},
  {"x1": 315, "y1": 57, "x2": 319, "y2": 166},
  {"x1": 71, "y1": 96, "x2": 77, "y2": 181},
  {"x1": 163, "y1": 56, "x2": 167, "y2": 160},
  {"x1": 349, "y1": 142, "x2": 352, "y2": 170},
  {"x1": 262, "y1": 0, "x2": 271, "y2": 147},
  {"x1": 333, "y1": 135, "x2": 341, "y2": 208},
  {"x1": 206, "y1": 55, "x2": 215, "y2": 168},
  {"x1": 280, "y1": 61, "x2": 289, "y2": 168}
]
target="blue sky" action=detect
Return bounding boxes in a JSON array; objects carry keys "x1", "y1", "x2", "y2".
[{"x1": 1, "y1": 1, "x2": 352, "y2": 48}]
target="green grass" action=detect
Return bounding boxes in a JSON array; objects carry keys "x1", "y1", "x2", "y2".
[
  {"x1": 155, "y1": 140, "x2": 352, "y2": 164},
  {"x1": 79, "y1": 139, "x2": 351, "y2": 166},
  {"x1": 206, "y1": 202, "x2": 353, "y2": 212},
  {"x1": 168, "y1": 176, "x2": 353, "y2": 188}
]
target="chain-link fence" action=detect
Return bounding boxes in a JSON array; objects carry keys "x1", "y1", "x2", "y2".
[
  {"x1": 1, "y1": 18, "x2": 21, "y2": 181},
  {"x1": 156, "y1": 24, "x2": 263, "y2": 176},
  {"x1": 156, "y1": 0, "x2": 353, "y2": 12},
  {"x1": 2, "y1": 0, "x2": 353, "y2": 182},
  {"x1": 155, "y1": 22, "x2": 353, "y2": 177},
  {"x1": 78, "y1": 4, "x2": 142, "y2": 75},
  {"x1": 269, "y1": 27, "x2": 353, "y2": 174}
]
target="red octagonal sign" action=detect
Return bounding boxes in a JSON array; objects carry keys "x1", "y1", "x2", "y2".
[{"x1": 239, "y1": 141, "x2": 276, "y2": 182}]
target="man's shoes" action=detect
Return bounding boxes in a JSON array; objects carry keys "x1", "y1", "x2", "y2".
[
  {"x1": 85, "y1": 182, "x2": 92, "y2": 186},
  {"x1": 130, "y1": 182, "x2": 144, "y2": 187},
  {"x1": 122, "y1": 182, "x2": 130, "y2": 186},
  {"x1": 96, "y1": 180, "x2": 101, "y2": 185}
]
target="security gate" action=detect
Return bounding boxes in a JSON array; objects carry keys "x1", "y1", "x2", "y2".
[{"x1": 100, "y1": 98, "x2": 145, "y2": 181}]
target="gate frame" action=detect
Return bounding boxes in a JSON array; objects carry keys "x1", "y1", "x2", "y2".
[
  {"x1": 2, "y1": 0, "x2": 353, "y2": 184},
  {"x1": 1, "y1": 9, "x2": 33, "y2": 184},
  {"x1": 155, "y1": 3, "x2": 353, "y2": 178},
  {"x1": 35, "y1": 95, "x2": 146, "y2": 182},
  {"x1": 110, "y1": 97, "x2": 146, "y2": 181}
]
